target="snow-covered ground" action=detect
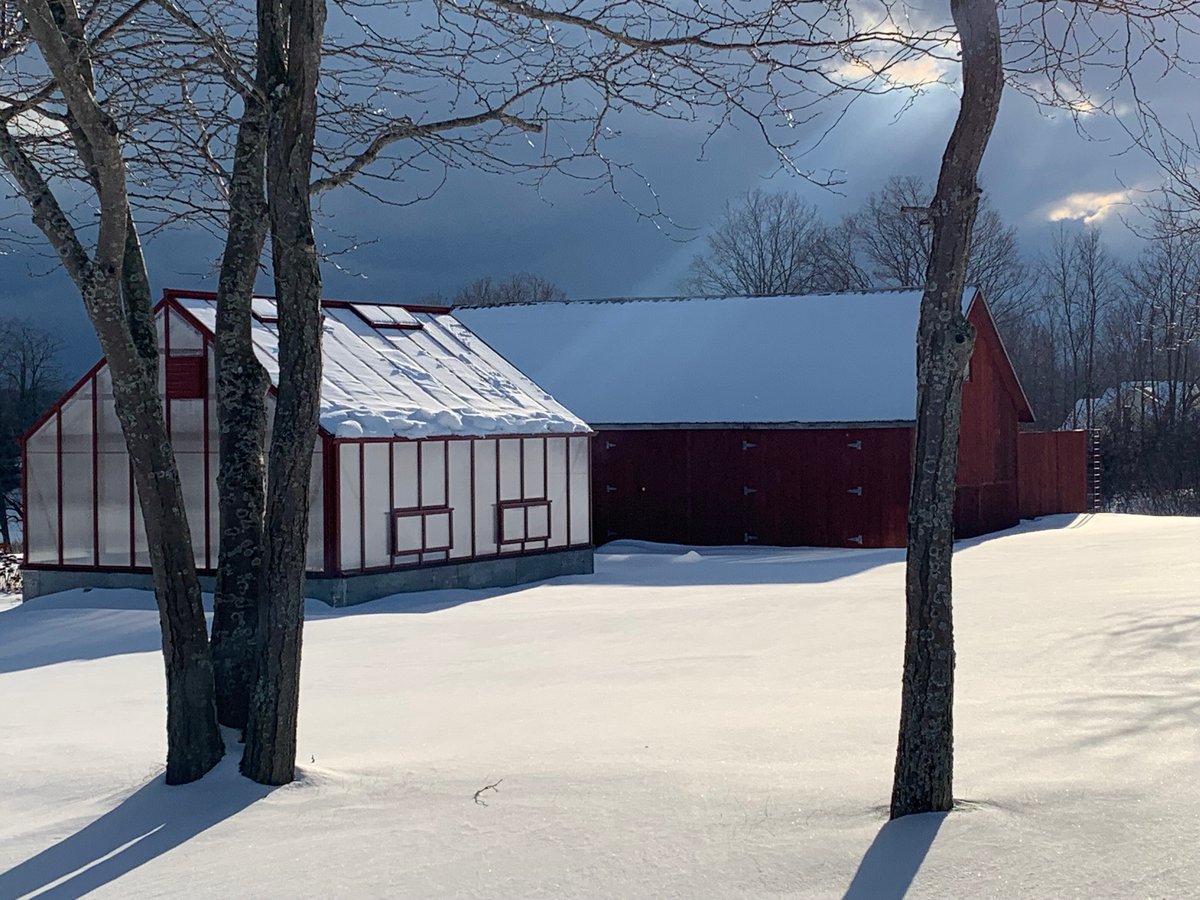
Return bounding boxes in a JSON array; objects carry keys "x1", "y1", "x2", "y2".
[{"x1": 2, "y1": 513, "x2": 1198, "y2": 898}]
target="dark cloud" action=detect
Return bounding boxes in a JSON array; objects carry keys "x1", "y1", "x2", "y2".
[{"x1": 0, "y1": 73, "x2": 1173, "y2": 383}]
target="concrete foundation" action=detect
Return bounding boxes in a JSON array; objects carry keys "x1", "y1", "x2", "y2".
[{"x1": 21, "y1": 548, "x2": 594, "y2": 607}]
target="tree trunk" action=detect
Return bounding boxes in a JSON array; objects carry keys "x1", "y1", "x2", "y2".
[
  {"x1": 0, "y1": 490, "x2": 10, "y2": 549},
  {"x1": 890, "y1": 0, "x2": 1002, "y2": 820},
  {"x1": 211, "y1": 88, "x2": 271, "y2": 731},
  {"x1": 5, "y1": 0, "x2": 223, "y2": 784},
  {"x1": 241, "y1": 0, "x2": 326, "y2": 785}
]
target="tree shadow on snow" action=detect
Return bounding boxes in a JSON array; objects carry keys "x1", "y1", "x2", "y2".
[
  {"x1": 842, "y1": 812, "x2": 946, "y2": 900},
  {"x1": 0, "y1": 752, "x2": 271, "y2": 899},
  {"x1": 1053, "y1": 607, "x2": 1200, "y2": 750},
  {"x1": 0, "y1": 600, "x2": 164, "y2": 675}
]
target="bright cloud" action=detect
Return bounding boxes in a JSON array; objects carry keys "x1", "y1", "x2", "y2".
[{"x1": 1045, "y1": 190, "x2": 1132, "y2": 224}]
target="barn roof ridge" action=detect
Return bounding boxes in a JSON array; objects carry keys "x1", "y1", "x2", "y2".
[
  {"x1": 486, "y1": 286, "x2": 932, "y2": 308},
  {"x1": 455, "y1": 286, "x2": 1023, "y2": 427}
]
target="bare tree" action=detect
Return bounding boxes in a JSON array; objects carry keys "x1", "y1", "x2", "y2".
[
  {"x1": 686, "y1": 189, "x2": 869, "y2": 296},
  {"x1": 0, "y1": 319, "x2": 61, "y2": 547},
  {"x1": 1041, "y1": 225, "x2": 1117, "y2": 429},
  {"x1": 1120, "y1": 206, "x2": 1200, "y2": 428},
  {"x1": 891, "y1": 0, "x2": 1003, "y2": 820},
  {"x1": 240, "y1": 0, "x2": 326, "y2": 786},
  {"x1": 0, "y1": 0, "x2": 223, "y2": 782},
  {"x1": 455, "y1": 273, "x2": 567, "y2": 307},
  {"x1": 848, "y1": 174, "x2": 1032, "y2": 326}
]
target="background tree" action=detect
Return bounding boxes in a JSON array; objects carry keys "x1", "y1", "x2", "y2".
[
  {"x1": 0, "y1": 319, "x2": 61, "y2": 548},
  {"x1": 686, "y1": 189, "x2": 869, "y2": 296},
  {"x1": 847, "y1": 174, "x2": 1031, "y2": 327},
  {"x1": 1040, "y1": 225, "x2": 1117, "y2": 430},
  {"x1": 454, "y1": 273, "x2": 567, "y2": 307}
]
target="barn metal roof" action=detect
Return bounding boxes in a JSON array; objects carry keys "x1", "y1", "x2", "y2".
[
  {"x1": 458, "y1": 288, "x2": 1009, "y2": 426},
  {"x1": 171, "y1": 293, "x2": 590, "y2": 439}
]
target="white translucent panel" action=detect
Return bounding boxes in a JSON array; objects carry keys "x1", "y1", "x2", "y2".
[
  {"x1": 170, "y1": 399, "x2": 206, "y2": 453},
  {"x1": 422, "y1": 550, "x2": 448, "y2": 564},
  {"x1": 168, "y1": 308, "x2": 205, "y2": 352},
  {"x1": 473, "y1": 440, "x2": 498, "y2": 554},
  {"x1": 392, "y1": 442, "x2": 418, "y2": 509},
  {"x1": 339, "y1": 446, "x2": 361, "y2": 571},
  {"x1": 362, "y1": 442, "x2": 391, "y2": 568},
  {"x1": 97, "y1": 452, "x2": 131, "y2": 565},
  {"x1": 498, "y1": 439, "x2": 521, "y2": 501},
  {"x1": 348, "y1": 303, "x2": 420, "y2": 328},
  {"x1": 394, "y1": 515, "x2": 422, "y2": 554},
  {"x1": 96, "y1": 366, "x2": 112, "y2": 395},
  {"x1": 522, "y1": 439, "x2": 546, "y2": 499},
  {"x1": 393, "y1": 551, "x2": 419, "y2": 568},
  {"x1": 527, "y1": 503, "x2": 549, "y2": 541},
  {"x1": 59, "y1": 385, "x2": 93, "y2": 455},
  {"x1": 251, "y1": 297, "x2": 278, "y2": 321},
  {"x1": 177, "y1": 451, "x2": 206, "y2": 568},
  {"x1": 132, "y1": 482, "x2": 149, "y2": 567},
  {"x1": 306, "y1": 447, "x2": 324, "y2": 572},
  {"x1": 27, "y1": 413, "x2": 57, "y2": 454},
  {"x1": 96, "y1": 393, "x2": 124, "y2": 453},
  {"x1": 25, "y1": 450, "x2": 58, "y2": 563},
  {"x1": 501, "y1": 505, "x2": 525, "y2": 543},
  {"x1": 546, "y1": 438, "x2": 568, "y2": 548},
  {"x1": 425, "y1": 510, "x2": 451, "y2": 550},
  {"x1": 420, "y1": 441, "x2": 446, "y2": 507},
  {"x1": 447, "y1": 441, "x2": 472, "y2": 558},
  {"x1": 568, "y1": 436, "x2": 590, "y2": 546},
  {"x1": 60, "y1": 438, "x2": 94, "y2": 565}
]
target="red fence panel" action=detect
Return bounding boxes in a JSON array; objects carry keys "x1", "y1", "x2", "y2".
[{"x1": 1017, "y1": 430, "x2": 1088, "y2": 519}]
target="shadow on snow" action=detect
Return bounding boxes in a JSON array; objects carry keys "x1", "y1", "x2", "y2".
[
  {"x1": 0, "y1": 750, "x2": 271, "y2": 899},
  {"x1": 842, "y1": 812, "x2": 946, "y2": 900},
  {"x1": 0, "y1": 513, "x2": 1090, "y2": 674}
]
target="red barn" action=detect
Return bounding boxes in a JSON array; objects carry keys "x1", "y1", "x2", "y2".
[{"x1": 461, "y1": 289, "x2": 1087, "y2": 549}]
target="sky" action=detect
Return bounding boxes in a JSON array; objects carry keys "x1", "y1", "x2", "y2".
[{"x1": 0, "y1": 30, "x2": 1176, "y2": 384}]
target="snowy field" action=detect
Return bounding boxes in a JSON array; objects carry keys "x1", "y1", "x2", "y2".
[{"x1": 1, "y1": 514, "x2": 1198, "y2": 898}]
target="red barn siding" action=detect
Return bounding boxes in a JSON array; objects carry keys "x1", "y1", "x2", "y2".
[
  {"x1": 589, "y1": 295, "x2": 1094, "y2": 549},
  {"x1": 1018, "y1": 430, "x2": 1089, "y2": 518},
  {"x1": 954, "y1": 299, "x2": 1025, "y2": 538},
  {"x1": 594, "y1": 427, "x2": 912, "y2": 548}
]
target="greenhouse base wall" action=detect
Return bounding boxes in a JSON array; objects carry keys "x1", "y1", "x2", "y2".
[{"x1": 21, "y1": 547, "x2": 593, "y2": 606}]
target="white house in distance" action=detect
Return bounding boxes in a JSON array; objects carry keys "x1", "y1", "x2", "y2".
[{"x1": 20, "y1": 290, "x2": 593, "y2": 605}]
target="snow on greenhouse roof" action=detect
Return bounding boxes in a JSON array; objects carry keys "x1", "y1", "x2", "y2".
[
  {"x1": 173, "y1": 294, "x2": 590, "y2": 439},
  {"x1": 457, "y1": 289, "x2": 981, "y2": 425}
]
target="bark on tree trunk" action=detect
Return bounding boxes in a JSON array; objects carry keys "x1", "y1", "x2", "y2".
[
  {"x1": 890, "y1": 0, "x2": 1003, "y2": 820},
  {"x1": 211, "y1": 90, "x2": 271, "y2": 731},
  {"x1": 241, "y1": 0, "x2": 326, "y2": 785},
  {"x1": 6, "y1": 0, "x2": 223, "y2": 785}
]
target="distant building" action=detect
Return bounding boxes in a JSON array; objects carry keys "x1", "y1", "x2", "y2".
[
  {"x1": 462, "y1": 288, "x2": 1090, "y2": 548},
  {"x1": 21, "y1": 290, "x2": 593, "y2": 604},
  {"x1": 1066, "y1": 381, "x2": 1199, "y2": 432}
]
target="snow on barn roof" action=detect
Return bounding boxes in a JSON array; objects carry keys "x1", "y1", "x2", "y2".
[
  {"x1": 172, "y1": 294, "x2": 590, "y2": 439},
  {"x1": 457, "y1": 289, "x2": 980, "y2": 426}
]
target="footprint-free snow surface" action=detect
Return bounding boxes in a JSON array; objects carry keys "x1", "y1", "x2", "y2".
[{"x1": 2, "y1": 514, "x2": 1198, "y2": 898}]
